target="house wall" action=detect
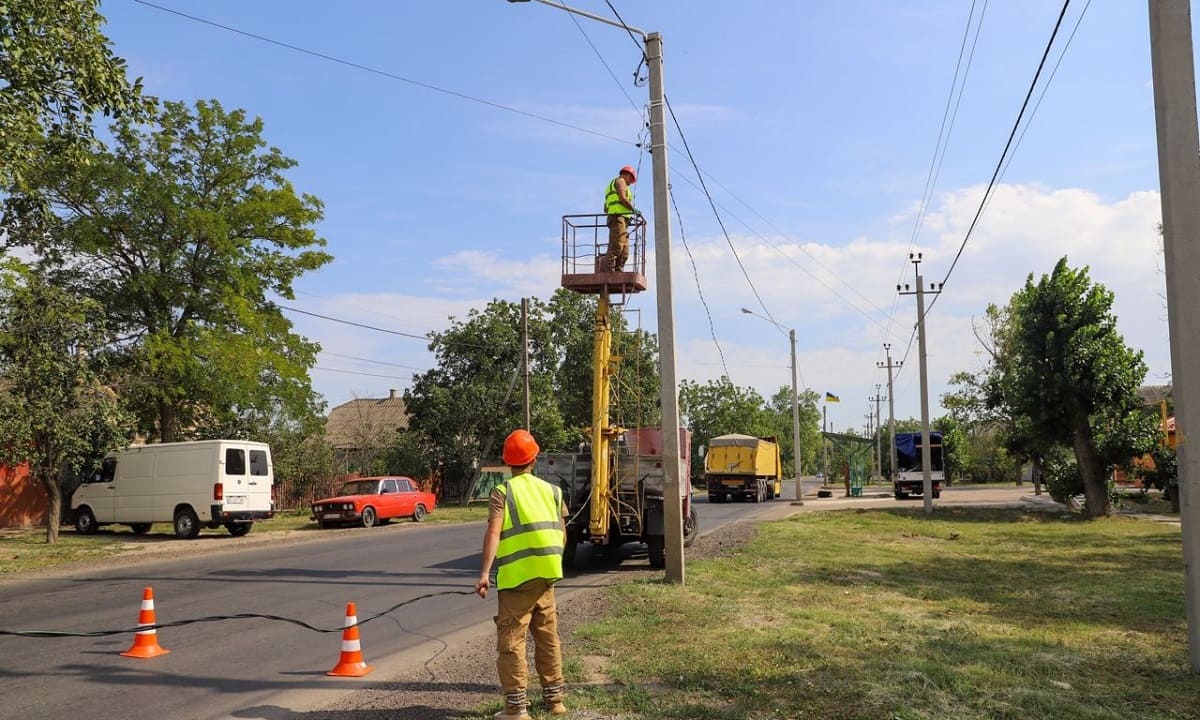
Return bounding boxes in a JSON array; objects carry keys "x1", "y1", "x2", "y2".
[{"x1": 0, "y1": 464, "x2": 46, "y2": 529}]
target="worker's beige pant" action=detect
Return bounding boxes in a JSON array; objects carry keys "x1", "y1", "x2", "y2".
[
  {"x1": 606, "y1": 214, "x2": 629, "y2": 271},
  {"x1": 495, "y1": 578, "x2": 564, "y2": 710}
]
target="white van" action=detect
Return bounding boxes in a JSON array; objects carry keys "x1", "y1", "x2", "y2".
[{"x1": 71, "y1": 440, "x2": 275, "y2": 539}]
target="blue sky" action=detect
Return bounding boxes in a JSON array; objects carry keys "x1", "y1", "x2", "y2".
[{"x1": 99, "y1": 0, "x2": 1174, "y2": 434}]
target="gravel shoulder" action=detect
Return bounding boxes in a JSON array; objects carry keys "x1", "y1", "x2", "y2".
[{"x1": 308, "y1": 520, "x2": 761, "y2": 720}]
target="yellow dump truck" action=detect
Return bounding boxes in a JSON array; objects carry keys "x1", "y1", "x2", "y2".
[{"x1": 704, "y1": 434, "x2": 782, "y2": 503}]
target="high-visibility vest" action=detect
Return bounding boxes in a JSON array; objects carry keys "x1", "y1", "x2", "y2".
[
  {"x1": 495, "y1": 473, "x2": 565, "y2": 590},
  {"x1": 604, "y1": 178, "x2": 635, "y2": 216}
]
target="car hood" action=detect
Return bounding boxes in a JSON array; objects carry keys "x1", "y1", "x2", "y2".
[{"x1": 312, "y1": 495, "x2": 367, "y2": 505}]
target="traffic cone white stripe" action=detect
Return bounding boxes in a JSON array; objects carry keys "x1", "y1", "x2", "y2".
[{"x1": 342, "y1": 639, "x2": 360, "y2": 651}]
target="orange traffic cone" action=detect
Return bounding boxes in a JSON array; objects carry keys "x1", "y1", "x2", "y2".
[
  {"x1": 327, "y1": 602, "x2": 373, "y2": 677},
  {"x1": 121, "y1": 587, "x2": 170, "y2": 659}
]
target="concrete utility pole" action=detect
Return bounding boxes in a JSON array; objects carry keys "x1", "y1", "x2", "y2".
[
  {"x1": 877, "y1": 344, "x2": 901, "y2": 487},
  {"x1": 899, "y1": 253, "x2": 942, "y2": 515},
  {"x1": 741, "y1": 308, "x2": 803, "y2": 505},
  {"x1": 871, "y1": 387, "x2": 884, "y2": 481},
  {"x1": 508, "y1": 0, "x2": 683, "y2": 584},
  {"x1": 521, "y1": 297, "x2": 531, "y2": 429},
  {"x1": 1148, "y1": 0, "x2": 1200, "y2": 672}
]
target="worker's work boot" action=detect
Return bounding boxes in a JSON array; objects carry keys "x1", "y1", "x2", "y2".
[
  {"x1": 494, "y1": 692, "x2": 530, "y2": 720},
  {"x1": 546, "y1": 700, "x2": 568, "y2": 715}
]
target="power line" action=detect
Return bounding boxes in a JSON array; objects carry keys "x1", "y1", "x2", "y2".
[
  {"x1": 313, "y1": 366, "x2": 414, "y2": 380},
  {"x1": 663, "y1": 95, "x2": 777, "y2": 329},
  {"x1": 131, "y1": 0, "x2": 636, "y2": 147},
  {"x1": 669, "y1": 185, "x2": 730, "y2": 380},
  {"x1": 279, "y1": 304, "x2": 433, "y2": 341},
  {"x1": 558, "y1": 0, "x2": 641, "y2": 115},
  {"x1": 320, "y1": 351, "x2": 426, "y2": 372},
  {"x1": 927, "y1": 0, "x2": 1073, "y2": 316}
]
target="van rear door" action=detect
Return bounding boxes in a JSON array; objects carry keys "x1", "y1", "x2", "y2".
[{"x1": 246, "y1": 445, "x2": 273, "y2": 512}]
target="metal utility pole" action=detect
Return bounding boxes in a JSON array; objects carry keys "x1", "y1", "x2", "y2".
[
  {"x1": 877, "y1": 345, "x2": 901, "y2": 487},
  {"x1": 1149, "y1": 0, "x2": 1200, "y2": 671},
  {"x1": 870, "y1": 387, "x2": 884, "y2": 482},
  {"x1": 507, "y1": 0, "x2": 683, "y2": 584},
  {"x1": 899, "y1": 253, "x2": 941, "y2": 515},
  {"x1": 521, "y1": 297, "x2": 531, "y2": 429}
]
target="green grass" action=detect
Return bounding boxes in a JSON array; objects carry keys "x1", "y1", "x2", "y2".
[
  {"x1": 0, "y1": 503, "x2": 489, "y2": 576},
  {"x1": 558, "y1": 508, "x2": 1198, "y2": 720}
]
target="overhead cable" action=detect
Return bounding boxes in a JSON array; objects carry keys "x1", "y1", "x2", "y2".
[{"x1": 131, "y1": 0, "x2": 636, "y2": 146}]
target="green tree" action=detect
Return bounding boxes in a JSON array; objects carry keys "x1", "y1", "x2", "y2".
[
  {"x1": 0, "y1": 263, "x2": 131, "y2": 543},
  {"x1": 14, "y1": 99, "x2": 331, "y2": 441},
  {"x1": 766, "y1": 386, "x2": 820, "y2": 475},
  {"x1": 1, "y1": 0, "x2": 145, "y2": 209},
  {"x1": 989, "y1": 257, "x2": 1151, "y2": 517}
]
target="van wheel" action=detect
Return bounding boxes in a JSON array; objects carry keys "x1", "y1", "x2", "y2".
[
  {"x1": 75, "y1": 507, "x2": 98, "y2": 535},
  {"x1": 412, "y1": 504, "x2": 427, "y2": 523},
  {"x1": 647, "y1": 535, "x2": 665, "y2": 568},
  {"x1": 174, "y1": 507, "x2": 201, "y2": 539},
  {"x1": 225, "y1": 523, "x2": 251, "y2": 537},
  {"x1": 130, "y1": 523, "x2": 152, "y2": 535},
  {"x1": 361, "y1": 507, "x2": 377, "y2": 528}
]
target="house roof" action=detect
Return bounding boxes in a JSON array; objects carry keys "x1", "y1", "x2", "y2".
[
  {"x1": 325, "y1": 390, "x2": 409, "y2": 450},
  {"x1": 1137, "y1": 384, "x2": 1172, "y2": 405}
]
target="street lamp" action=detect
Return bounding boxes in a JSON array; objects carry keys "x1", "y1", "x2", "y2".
[
  {"x1": 741, "y1": 308, "x2": 804, "y2": 505},
  {"x1": 508, "y1": 0, "x2": 687, "y2": 583}
]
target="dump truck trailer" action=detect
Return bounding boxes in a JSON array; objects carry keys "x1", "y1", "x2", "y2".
[{"x1": 704, "y1": 434, "x2": 783, "y2": 503}]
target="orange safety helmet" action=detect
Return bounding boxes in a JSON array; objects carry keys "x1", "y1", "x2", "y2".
[
  {"x1": 502, "y1": 429, "x2": 540, "y2": 467},
  {"x1": 620, "y1": 165, "x2": 637, "y2": 183}
]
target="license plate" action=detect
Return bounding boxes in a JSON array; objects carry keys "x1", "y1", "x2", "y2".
[
  {"x1": 323, "y1": 513, "x2": 341, "y2": 520},
  {"x1": 226, "y1": 496, "x2": 246, "y2": 504}
]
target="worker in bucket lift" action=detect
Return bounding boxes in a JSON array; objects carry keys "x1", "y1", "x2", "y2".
[
  {"x1": 476, "y1": 429, "x2": 570, "y2": 719},
  {"x1": 603, "y1": 164, "x2": 639, "y2": 271}
]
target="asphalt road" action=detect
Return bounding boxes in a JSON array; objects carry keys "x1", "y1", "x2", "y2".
[{"x1": 0, "y1": 479, "x2": 1038, "y2": 720}]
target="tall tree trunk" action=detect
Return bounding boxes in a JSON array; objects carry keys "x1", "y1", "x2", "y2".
[
  {"x1": 159, "y1": 401, "x2": 177, "y2": 443},
  {"x1": 41, "y1": 469, "x2": 61, "y2": 545},
  {"x1": 1031, "y1": 456, "x2": 1043, "y2": 496},
  {"x1": 1071, "y1": 417, "x2": 1110, "y2": 517}
]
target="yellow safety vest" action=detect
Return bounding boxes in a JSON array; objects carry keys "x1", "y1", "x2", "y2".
[
  {"x1": 495, "y1": 473, "x2": 565, "y2": 590},
  {"x1": 604, "y1": 178, "x2": 635, "y2": 216}
]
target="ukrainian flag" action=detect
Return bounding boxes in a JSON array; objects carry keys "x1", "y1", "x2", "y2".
[{"x1": 825, "y1": 392, "x2": 840, "y2": 403}]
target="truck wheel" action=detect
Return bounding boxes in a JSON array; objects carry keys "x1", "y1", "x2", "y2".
[
  {"x1": 129, "y1": 523, "x2": 152, "y2": 535},
  {"x1": 683, "y1": 506, "x2": 698, "y2": 547},
  {"x1": 174, "y1": 507, "x2": 201, "y2": 539},
  {"x1": 647, "y1": 535, "x2": 665, "y2": 568},
  {"x1": 933, "y1": 490, "x2": 942, "y2": 499},
  {"x1": 412, "y1": 504, "x2": 427, "y2": 523},
  {"x1": 361, "y1": 507, "x2": 377, "y2": 528},
  {"x1": 894, "y1": 491, "x2": 905, "y2": 500},
  {"x1": 75, "y1": 507, "x2": 98, "y2": 535},
  {"x1": 225, "y1": 522, "x2": 251, "y2": 537}
]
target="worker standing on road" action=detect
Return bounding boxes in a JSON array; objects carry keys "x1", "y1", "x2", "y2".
[
  {"x1": 476, "y1": 429, "x2": 569, "y2": 719},
  {"x1": 603, "y1": 165, "x2": 638, "y2": 271}
]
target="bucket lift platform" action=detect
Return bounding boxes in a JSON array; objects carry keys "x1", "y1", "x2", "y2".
[{"x1": 560, "y1": 214, "x2": 648, "y2": 299}]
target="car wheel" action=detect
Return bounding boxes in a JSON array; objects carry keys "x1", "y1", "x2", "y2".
[
  {"x1": 412, "y1": 504, "x2": 427, "y2": 523},
  {"x1": 225, "y1": 522, "x2": 251, "y2": 537},
  {"x1": 75, "y1": 507, "x2": 98, "y2": 535},
  {"x1": 174, "y1": 507, "x2": 201, "y2": 539},
  {"x1": 361, "y1": 507, "x2": 377, "y2": 528},
  {"x1": 316, "y1": 519, "x2": 328, "y2": 529},
  {"x1": 130, "y1": 523, "x2": 152, "y2": 535}
]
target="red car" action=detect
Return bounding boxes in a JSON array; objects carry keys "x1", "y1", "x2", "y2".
[{"x1": 310, "y1": 476, "x2": 437, "y2": 529}]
